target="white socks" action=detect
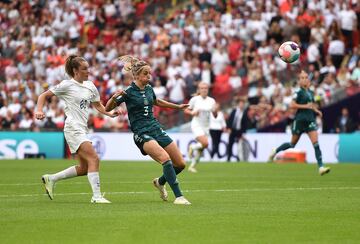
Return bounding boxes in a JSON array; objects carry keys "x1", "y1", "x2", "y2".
[
  {"x1": 49, "y1": 166, "x2": 77, "y2": 182},
  {"x1": 190, "y1": 142, "x2": 204, "y2": 168},
  {"x1": 87, "y1": 172, "x2": 101, "y2": 198},
  {"x1": 47, "y1": 166, "x2": 102, "y2": 199}
]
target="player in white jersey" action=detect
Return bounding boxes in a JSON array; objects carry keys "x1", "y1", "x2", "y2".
[
  {"x1": 35, "y1": 55, "x2": 119, "y2": 203},
  {"x1": 185, "y1": 82, "x2": 216, "y2": 173}
]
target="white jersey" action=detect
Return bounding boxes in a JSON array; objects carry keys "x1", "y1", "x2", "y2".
[
  {"x1": 189, "y1": 95, "x2": 216, "y2": 128},
  {"x1": 50, "y1": 79, "x2": 100, "y2": 133}
]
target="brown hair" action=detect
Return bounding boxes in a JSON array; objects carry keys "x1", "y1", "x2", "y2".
[
  {"x1": 117, "y1": 55, "x2": 149, "y2": 77},
  {"x1": 65, "y1": 55, "x2": 86, "y2": 77}
]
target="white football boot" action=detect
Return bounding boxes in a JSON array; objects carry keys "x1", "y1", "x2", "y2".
[
  {"x1": 153, "y1": 178, "x2": 168, "y2": 201},
  {"x1": 268, "y1": 148, "x2": 276, "y2": 162},
  {"x1": 319, "y1": 166, "x2": 331, "y2": 176},
  {"x1": 42, "y1": 174, "x2": 55, "y2": 200},
  {"x1": 173, "y1": 196, "x2": 191, "y2": 205},
  {"x1": 91, "y1": 193, "x2": 111, "y2": 203},
  {"x1": 188, "y1": 166, "x2": 198, "y2": 173}
]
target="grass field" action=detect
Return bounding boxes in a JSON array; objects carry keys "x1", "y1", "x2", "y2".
[{"x1": 0, "y1": 160, "x2": 359, "y2": 244}]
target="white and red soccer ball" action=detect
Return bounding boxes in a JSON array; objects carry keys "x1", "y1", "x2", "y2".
[{"x1": 278, "y1": 41, "x2": 300, "y2": 63}]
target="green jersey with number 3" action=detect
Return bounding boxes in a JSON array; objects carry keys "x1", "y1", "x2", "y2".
[{"x1": 115, "y1": 82, "x2": 161, "y2": 134}]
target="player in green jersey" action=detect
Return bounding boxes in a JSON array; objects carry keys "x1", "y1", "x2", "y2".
[
  {"x1": 105, "y1": 55, "x2": 191, "y2": 205},
  {"x1": 269, "y1": 70, "x2": 330, "y2": 176}
]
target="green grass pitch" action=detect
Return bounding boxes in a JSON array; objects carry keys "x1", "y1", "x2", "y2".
[{"x1": 0, "y1": 160, "x2": 359, "y2": 244}]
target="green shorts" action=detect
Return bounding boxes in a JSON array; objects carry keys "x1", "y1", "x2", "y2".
[
  {"x1": 291, "y1": 120, "x2": 318, "y2": 135},
  {"x1": 133, "y1": 128, "x2": 173, "y2": 155}
]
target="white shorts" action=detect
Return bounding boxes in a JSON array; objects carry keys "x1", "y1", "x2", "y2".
[
  {"x1": 191, "y1": 124, "x2": 210, "y2": 138},
  {"x1": 64, "y1": 129, "x2": 91, "y2": 154}
]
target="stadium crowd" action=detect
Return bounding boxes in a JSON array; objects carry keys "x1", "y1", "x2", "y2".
[{"x1": 0, "y1": 0, "x2": 359, "y2": 133}]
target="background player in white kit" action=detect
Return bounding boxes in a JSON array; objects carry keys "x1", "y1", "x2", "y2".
[
  {"x1": 185, "y1": 82, "x2": 216, "y2": 173},
  {"x1": 35, "y1": 55, "x2": 119, "y2": 203}
]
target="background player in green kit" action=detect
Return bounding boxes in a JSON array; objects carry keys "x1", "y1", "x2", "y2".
[
  {"x1": 105, "y1": 55, "x2": 191, "y2": 205},
  {"x1": 269, "y1": 70, "x2": 331, "y2": 176}
]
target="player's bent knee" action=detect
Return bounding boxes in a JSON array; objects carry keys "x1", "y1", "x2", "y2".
[
  {"x1": 160, "y1": 157, "x2": 171, "y2": 164},
  {"x1": 159, "y1": 154, "x2": 171, "y2": 164},
  {"x1": 173, "y1": 158, "x2": 186, "y2": 168},
  {"x1": 86, "y1": 155, "x2": 100, "y2": 170},
  {"x1": 178, "y1": 162, "x2": 186, "y2": 169},
  {"x1": 76, "y1": 165, "x2": 88, "y2": 176}
]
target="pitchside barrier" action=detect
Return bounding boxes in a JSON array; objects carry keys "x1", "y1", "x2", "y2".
[
  {"x1": 88, "y1": 132, "x2": 342, "y2": 163},
  {"x1": 0, "y1": 132, "x2": 64, "y2": 159},
  {"x1": 1, "y1": 132, "x2": 359, "y2": 163}
]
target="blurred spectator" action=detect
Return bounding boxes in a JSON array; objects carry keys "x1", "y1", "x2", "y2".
[
  {"x1": 335, "y1": 107, "x2": 356, "y2": 133},
  {"x1": 351, "y1": 60, "x2": 360, "y2": 84},
  {"x1": 228, "y1": 68, "x2": 242, "y2": 92},
  {"x1": 211, "y1": 44, "x2": 230, "y2": 76},
  {"x1": 319, "y1": 73, "x2": 337, "y2": 104},
  {"x1": 43, "y1": 116, "x2": 57, "y2": 130},
  {"x1": 1, "y1": 110, "x2": 16, "y2": 130},
  {"x1": 226, "y1": 99, "x2": 246, "y2": 162},
  {"x1": 184, "y1": 62, "x2": 200, "y2": 99},
  {"x1": 18, "y1": 111, "x2": 33, "y2": 130},
  {"x1": 153, "y1": 79, "x2": 167, "y2": 100},
  {"x1": 328, "y1": 34, "x2": 345, "y2": 69},
  {"x1": 209, "y1": 102, "x2": 226, "y2": 159},
  {"x1": 200, "y1": 61, "x2": 214, "y2": 86},
  {"x1": 166, "y1": 73, "x2": 186, "y2": 104},
  {"x1": 338, "y1": 3, "x2": 357, "y2": 52},
  {"x1": 0, "y1": 0, "x2": 358, "y2": 132}
]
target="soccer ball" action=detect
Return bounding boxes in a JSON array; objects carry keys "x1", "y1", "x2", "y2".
[{"x1": 278, "y1": 41, "x2": 300, "y2": 63}]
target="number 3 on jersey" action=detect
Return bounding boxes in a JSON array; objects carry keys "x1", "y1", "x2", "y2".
[{"x1": 144, "y1": 105, "x2": 149, "y2": 116}]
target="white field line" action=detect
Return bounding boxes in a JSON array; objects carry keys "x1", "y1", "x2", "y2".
[
  {"x1": 0, "y1": 181, "x2": 155, "y2": 186},
  {"x1": 0, "y1": 186, "x2": 359, "y2": 198},
  {"x1": 0, "y1": 180, "x2": 273, "y2": 186},
  {"x1": 0, "y1": 181, "x2": 246, "y2": 186}
]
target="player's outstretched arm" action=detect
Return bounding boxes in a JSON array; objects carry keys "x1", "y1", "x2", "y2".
[
  {"x1": 154, "y1": 98, "x2": 189, "y2": 110},
  {"x1": 184, "y1": 107, "x2": 199, "y2": 116},
  {"x1": 93, "y1": 101, "x2": 121, "y2": 118},
  {"x1": 105, "y1": 97, "x2": 117, "y2": 112},
  {"x1": 105, "y1": 89, "x2": 126, "y2": 112},
  {"x1": 35, "y1": 90, "x2": 55, "y2": 120}
]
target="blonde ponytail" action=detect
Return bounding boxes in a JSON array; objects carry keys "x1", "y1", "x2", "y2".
[{"x1": 117, "y1": 55, "x2": 149, "y2": 77}]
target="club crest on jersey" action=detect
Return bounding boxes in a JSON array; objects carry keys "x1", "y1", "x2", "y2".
[{"x1": 144, "y1": 98, "x2": 149, "y2": 105}]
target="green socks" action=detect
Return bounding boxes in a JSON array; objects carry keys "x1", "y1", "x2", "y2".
[
  {"x1": 158, "y1": 166, "x2": 183, "y2": 185},
  {"x1": 276, "y1": 142, "x2": 294, "y2": 154},
  {"x1": 161, "y1": 160, "x2": 182, "y2": 197},
  {"x1": 313, "y1": 142, "x2": 323, "y2": 167}
]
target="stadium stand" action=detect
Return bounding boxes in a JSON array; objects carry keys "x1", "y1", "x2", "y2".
[{"x1": 0, "y1": 0, "x2": 359, "y2": 133}]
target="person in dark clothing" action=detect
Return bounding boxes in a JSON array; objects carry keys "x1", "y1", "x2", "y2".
[
  {"x1": 335, "y1": 108, "x2": 356, "y2": 133},
  {"x1": 209, "y1": 103, "x2": 226, "y2": 159},
  {"x1": 226, "y1": 99, "x2": 247, "y2": 161},
  {"x1": 44, "y1": 116, "x2": 57, "y2": 130},
  {"x1": 1, "y1": 110, "x2": 17, "y2": 130}
]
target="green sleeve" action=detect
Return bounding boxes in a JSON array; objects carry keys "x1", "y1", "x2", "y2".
[{"x1": 115, "y1": 95, "x2": 126, "y2": 105}]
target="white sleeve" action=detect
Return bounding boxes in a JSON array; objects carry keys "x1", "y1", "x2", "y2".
[
  {"x1": 211, "y1": 98, "x2": 216, "y2": 112},
  {"x1": 91, "y1": 84, "x2": 100, "y2": 102},
  {"x1": 220, "y1": 112, "x2": 226, "y2": 128},
  {"x1": 188, "y1": 96, "x2": 196, "y2": 110},
  {"x1": 49, "y1": 80, "x2": 69, "y2": 98}
]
